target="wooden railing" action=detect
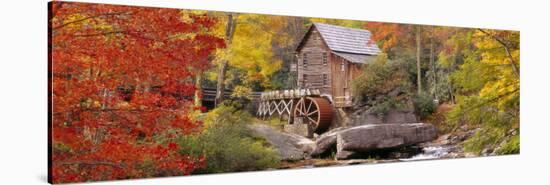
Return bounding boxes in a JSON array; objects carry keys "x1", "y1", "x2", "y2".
[
  {"x1": 333, "y1": 96, "x2": 352, "y2": 107},
  {"x1": 259, "y1": 89, "x2": 321, "y2": 100}
]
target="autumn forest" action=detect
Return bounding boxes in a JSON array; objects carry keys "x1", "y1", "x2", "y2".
[{"x1": 49, "y1": 2, "x2": 519, "y2": 183}]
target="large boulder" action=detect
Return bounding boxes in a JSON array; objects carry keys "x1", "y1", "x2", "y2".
[
  {"x1": 249, "y1": 124, "x2": 315, "y2": 161},
  {"x1": 310, "y1": 123, "x2": 437, "y2": 159},
  {"x1": 310, "y1": 127, "x2": 347, "y2": 156}
]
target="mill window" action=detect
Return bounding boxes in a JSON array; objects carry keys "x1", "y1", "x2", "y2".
[
  {"x1": 303, "y1": 53, "x2": 308, "y2": 69},
  {"x1": 323, "y1": 74, "x2": 328, "y2": 86},
  {"x1": 322, "y1": 52, "x2": 328, "y2": 65}
]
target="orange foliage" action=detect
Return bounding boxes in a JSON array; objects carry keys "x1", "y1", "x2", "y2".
[
  {"x1": 364, "y1": 22, "x2": 414, "y2": 51},
  {"x1": 49, "y1": 2, "x2": 224, "y2": 183}
]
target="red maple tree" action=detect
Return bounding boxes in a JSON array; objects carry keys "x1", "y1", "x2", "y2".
[
  {"x1": 364, "y1": 22, "x2": 414, "y2": 52},
  {"x1": 49, "y1": 2, "x2": 224, "y2": 183}
]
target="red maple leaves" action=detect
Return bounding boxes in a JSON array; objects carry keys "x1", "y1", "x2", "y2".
[
  {"x1": 49, "y1": 2, "x2": 224, "y2": 183},
  {"x1": 364, "y1": 22, "x2": 414, "y2": 51}
]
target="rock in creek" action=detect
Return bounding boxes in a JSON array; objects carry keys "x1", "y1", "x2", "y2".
[
  {"x1": 311, "y1": 123, "x2": 437, "y2": 159},
  {"x1": 309, "y1": 127, "x2": 346, "y2": 156},
  {"x1": 248, "y1": 124, "x2": 315, "y2": 161}
]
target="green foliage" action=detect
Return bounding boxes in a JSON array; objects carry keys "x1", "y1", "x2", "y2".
[
  {"x1": 463, "y1": 127, "x2": 505, "y2": 155},
  {"x1": 270, "y1": 67, "x2": 294, "y2": 90},
  {"x1": 177, "y1": 134, "x2": 203, "y2": 157},
  {"x1": 440, "y1": 29, "x2": 520, "y2": 155},
  {"x1": 369, "y1": 97, "x2": 408, "y2": 115},
  {"x1": 497, "y1": 134, "x2": 520, "y2": 155},
  {"x1": 352, "y1": 54, "x2": 410, "y2": 103},
  {"x1": 451, "y1": 53, "x2": 496, "y2": 94},
  {"x1": 178, "y1": 104, "x2": 280, "y2": 173},
  {"x1": 463, "y1": 125, "x2": 519, "y2": 155},
  {"x1": 447, "y1": 95, "x2": 518, "y2": 155},
  {"x1": 412, "y1": 93, "x2": 436, "y2": 119},
  {"x1": 266, "y1": 117, "x2": 286, "y2": 129},
  {"x1": 203, "y1": 101, "x2": 250, "y2": 126}
]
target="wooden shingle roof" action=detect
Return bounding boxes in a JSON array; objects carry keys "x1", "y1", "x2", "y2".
[
  {"x1": 313, "y1": 23, "x2": 381, "y2": 56},
  {"x1": 332, "y1": 51, "x2": 377, "y2": 64}
]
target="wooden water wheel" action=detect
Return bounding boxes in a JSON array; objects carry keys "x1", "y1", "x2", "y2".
[{"x1": 293, "y1": 97, "x2": 333, "y2": 133}]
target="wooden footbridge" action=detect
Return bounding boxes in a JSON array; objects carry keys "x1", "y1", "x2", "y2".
[{"x1": 256, "y1": 89, "x2": 333, "y2": 134}]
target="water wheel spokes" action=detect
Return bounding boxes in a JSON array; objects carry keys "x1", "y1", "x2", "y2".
[{"x1": 293, "y1": 97, "x2": 333, "y2": 133}]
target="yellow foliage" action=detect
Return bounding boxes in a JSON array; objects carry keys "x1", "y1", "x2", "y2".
[
  {"x1": 231, "y1": 85, "x2": 252, "y2": 99},
  {"x1": 473, "y1": 30, "x2": 520, "y2": 110},
  {"x1": 205, "y1": 13, "x2": 285, "y2": 89},
  {"x1": 447, "y1": 29, "x2": 519, "y2": 154}
]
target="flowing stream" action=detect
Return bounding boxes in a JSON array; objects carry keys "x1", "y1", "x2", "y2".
[{"x1": 399, "y1": 145, "x2": 452, "y2": 161}]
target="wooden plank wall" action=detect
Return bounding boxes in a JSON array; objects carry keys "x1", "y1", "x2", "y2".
[
  {"x1": 330, "y1": 54, "x2": 348, "y2": 107},
  {"x1": 330, "y1": 55, "x2": 363, "y2": 107},
  {"x1": 296, "y1": 28, "x2": 332, "y2": 95}
]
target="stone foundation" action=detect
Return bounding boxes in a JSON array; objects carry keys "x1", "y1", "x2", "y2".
[{"x1": 284, "y1": 118, "x2": 315, "y2": 138}]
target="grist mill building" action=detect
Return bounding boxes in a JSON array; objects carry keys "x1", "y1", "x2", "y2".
[{"x1": 293, "y1": 23, "x2": 381, "y2": 107}]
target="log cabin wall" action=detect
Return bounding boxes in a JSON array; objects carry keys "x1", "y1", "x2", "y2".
[
  {"x1": 330, "y1": 54, "x2": 358, "y2": 107},
  {"x1": 296, "y1": 28, "x2": 332, "y2": 95},
  {"x1": 330, "y1": 54, "x2": 345, "y2": 107}
]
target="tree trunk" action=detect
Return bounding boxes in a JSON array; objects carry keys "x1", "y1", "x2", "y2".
[
  {"x1": 449, "y1": 85, "x2": 455, "y2": 104},
  {"x1": 215, "y1": 14, "x2": 237, "y2": 107},
  {"x1": 214, "y1": 61, "x2": 227, "y2": 106},
  {"x1": 416, "y1": 26, "x2": 422, "y2": 94},
  {"x1": 194, "y1": 74, "x2": 202, "y2": 107},
  {"x1": 429, "y1": 26, "x2": 437, "y2": 100}
]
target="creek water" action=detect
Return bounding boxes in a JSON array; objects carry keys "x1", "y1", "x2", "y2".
[{"x1": 399, "y1": 145, "x2": 452, "y2": 161}]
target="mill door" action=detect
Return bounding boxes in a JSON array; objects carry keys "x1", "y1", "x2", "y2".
[{"x1": 332, "y1": 58, "x2": 348, "y2": 107}]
